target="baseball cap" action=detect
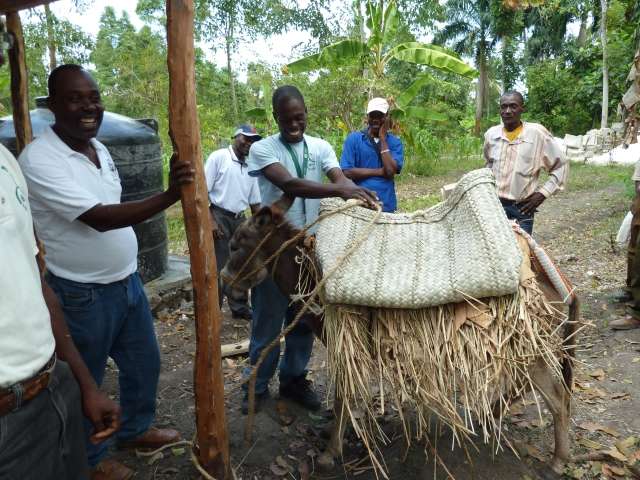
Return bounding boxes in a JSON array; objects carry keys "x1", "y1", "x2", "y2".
[
  {"x1": 366, "y1": 97, "x2": 389, "y2": 114},
  {"x1": 232, "y1": 124, "x2": 262, "y2": 140}
]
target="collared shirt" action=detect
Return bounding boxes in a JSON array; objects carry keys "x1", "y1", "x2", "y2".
[
  {"x1": 0, "y1": 143, "x2": 55, "y2": 387},
  {"x1": 19, "y1": 126, "x2": 138, "y2": 284},
  {"x1": 483, "y1": 122, "x2": 568, "y2": 201},
  {"x1": 633, "y1": 158, "x2": 640, "y2": 181},
  {"x1": 340, "y1": 131, "x2": 404, "y2": 212},
  {"x1": 204, "y1": 146, "x2": 261, "y2": 214},
  {"x1": 247, "y1": 133, "x2": 340, "y2": 229}
]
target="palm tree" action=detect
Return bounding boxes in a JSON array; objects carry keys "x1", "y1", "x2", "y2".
[{"x1": 434, "y1": 0, "x2": 499, "y2": 135}]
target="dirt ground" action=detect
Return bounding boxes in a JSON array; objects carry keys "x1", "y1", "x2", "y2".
[{"x1": 102, "y1": 168, "x2": 640, "y2": 479}]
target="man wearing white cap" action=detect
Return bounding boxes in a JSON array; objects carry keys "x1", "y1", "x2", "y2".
[
  {"x1": 205, "y1": 124, "x2": 262, "y2": 320},
  {"x1": 340, "y1": 97, "x2": 404, "y2": 212}
]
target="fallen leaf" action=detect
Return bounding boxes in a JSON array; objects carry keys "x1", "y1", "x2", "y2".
[
  {"x1": 565, "y1": 465, "x2": 586, "y2": 479},
  {"x1": 623, "y1": 379, "x2": 634, "y2": 384},
  {"x1": 306, "y1": 448, "x2": 317, "y2": 459},
  {"x1": 270, "y1": 463, "x2": 288, "y2": 476},
  {"x1": 578, "y1": 422, "x2": 620, "y2": 437},
  {"x1": 171, "y1": 447, "x2": 186, "y2": 456},
  {"x1": 615, "y1": 436, "x2": 637, "y2": 456},
  {"x1": 276, "y1": 455, "x2": 293, "y2": 472},
  {"x1": 632, "y1": 357, "x2": 640, "y2": 363},
  {"x1": 602, "y1": 463, "x2": 626, "y2": 477},
  {"x1": 523, "y1": 443, "x2": 546, "y2": 462},
  {"x1": 611, "y1": 392, "x2": 631, "y2": 400},
  {"x1": 604, "y1": 447, "x2": 628, "y2": 462},
  {"x1": 590, "y1": 369, "x2": 606, "y2": 380},
  {"x1": 577, "y1": 437, "x2": 602, "y2": 449}
]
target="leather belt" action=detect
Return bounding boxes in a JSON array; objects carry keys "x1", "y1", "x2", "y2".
[
  {"x1": 0, "y1": 354, "x2": 56, "y2": 417},
  {"x1": 210, "y1": 204, "x2": 245, "y2": 219}
]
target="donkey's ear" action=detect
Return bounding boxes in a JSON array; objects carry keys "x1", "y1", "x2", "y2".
[
  {"x1": 271, "y1": 194, "x2": 294, "y2": 216},
  {"x1": 253, "y1": 206, "x2": 274, "y2": 229}
]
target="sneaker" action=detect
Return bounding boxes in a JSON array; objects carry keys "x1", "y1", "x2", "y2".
[
  {"x1": 279, "y1": 376, "x2": 321, "y2": 411},
  {"x1": 610, "y1": 315, "x2": 640, "y2": 330},
  {"x1": 241, "y1": 389, "x2": 269, "y2": 415}
]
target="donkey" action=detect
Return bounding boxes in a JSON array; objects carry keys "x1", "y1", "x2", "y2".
[{"x1": 220, "y1": 198, "x2": 580, "y2": 475}]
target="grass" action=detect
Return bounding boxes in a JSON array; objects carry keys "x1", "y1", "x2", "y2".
[{"x1": 566, "y1": 162, "x2": 634, "y2": 198}]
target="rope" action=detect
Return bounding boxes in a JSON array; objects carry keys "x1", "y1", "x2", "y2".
[
  {"x1": 226, "y1": 199, "x2": 370, "y2": 290},
  {"x1": 243, "y1": 200, "x2": 382, "y2": 444}
]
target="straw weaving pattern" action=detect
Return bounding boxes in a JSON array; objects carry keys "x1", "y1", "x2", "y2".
[{"x1": 315, "y1": 168, "x2": 523, "y2": 308}]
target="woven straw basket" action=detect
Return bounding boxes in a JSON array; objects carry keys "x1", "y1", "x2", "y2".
[{"x1": 315, "y1": 168, "x2": 523, "y2": 308}]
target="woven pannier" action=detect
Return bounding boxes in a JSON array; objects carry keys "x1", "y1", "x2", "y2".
[{"x1": 315, "y1": 168, "x2": 523, "y2": 308}]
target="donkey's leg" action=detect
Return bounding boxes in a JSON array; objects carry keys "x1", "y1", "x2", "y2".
[
  {"x1": 318, "y1": 395, "x2": 349, "y2": 470},
  {"x1": 530, "y1": 358, "x2": 571, "y2": 474}
]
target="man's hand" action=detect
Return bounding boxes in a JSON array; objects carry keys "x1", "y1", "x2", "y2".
[
  {"x1": 209, "y1": 209, "x2": 225, "y2": 239},
  {"x1": 378, "y1": 117, "x2": 389, "y2": 142},
  {"x1": 336, "y1": 183, "x2": 379, "y2": 209},
  {"x1": 519, "y1": 192, "x2": 545, "y2": 215},
  {"x1": 82, "y1": 387, "x2": 121, "y2": 444},
  {"x1": 167, "y1": 153, "x2": 196, "y2": 200}
]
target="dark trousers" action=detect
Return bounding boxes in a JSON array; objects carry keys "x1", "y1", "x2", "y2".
[
  {"x1": 211, "y1": 206, "x2": 252, "y2": 316},
  {"x1": 46, "y1": 272, "x2": 160, "y2": 467},
  {"x1": 0, "y1": 361, "x2": 89, "y2": 479},
  {"x1": 500, "y1": 199, "x2": 535, "y2": 235},
  {"x1": 627, "y1": 197, "x2": 640, "y2": 318}
]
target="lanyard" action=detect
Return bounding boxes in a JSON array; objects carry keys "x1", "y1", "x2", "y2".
[{"x1": 280, "y1": 137, "x2": 309, "y2": 179}]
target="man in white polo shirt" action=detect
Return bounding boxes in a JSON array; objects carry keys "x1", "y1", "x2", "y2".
[
  {"x1": 19, "y1": 64, "x2": 194, "y2": 479},
  {"x1": 0, "y1": 135, "x2": 120, "y2": 477},
  {"x1": 239, "y1": 85, "x2": 377, "y2": 415},
  {"x1": 205, "y1": 124, "x2": 262, "y2": 320}
]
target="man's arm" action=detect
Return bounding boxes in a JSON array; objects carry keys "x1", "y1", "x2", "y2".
[
  {"x1": 78, "y1": 155, "x2": 194, "y2": 232},
  {"x1": 377, "y1": 121, "x2": 399, "y2": 179},
  {"x1": 261, "y1": 162, "x2": 378, "y2": 206},
  {"x1": 342, "y1": 167, "x2": 386, "y2": 181},
  {"x1": 41, "y1": 271, "x2": 120, "y2": 443}
]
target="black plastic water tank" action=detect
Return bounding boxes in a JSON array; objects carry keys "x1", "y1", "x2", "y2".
[{"x1": 0, "y1": 97, "x2": 168, "y2": 282}]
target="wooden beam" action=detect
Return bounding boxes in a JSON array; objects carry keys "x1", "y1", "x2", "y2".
[
  {"x1": 165, "y1": 1, "x2": 230, "y2": 478},
  {"x1": 0, "y1": 0, "x2": 58, "y2": 13},
  {"x1": 6, "y1": 11, "x2": 32, "y2": 154}
]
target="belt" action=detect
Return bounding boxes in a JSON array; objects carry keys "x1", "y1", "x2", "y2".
[
  {"x1": 0, "y1": 354, "x2": 56, "y2": 417},
  {"x1": 210, "y1": 204, "x2": 246, "y2": 219},
  {"x1": 499, "y1": 197, "x2": 519, "y2": 206}
]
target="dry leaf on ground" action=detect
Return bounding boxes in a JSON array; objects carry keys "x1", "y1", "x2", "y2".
[{"x1": 578, "y1": 422, "x2": 620, "y2": 437}]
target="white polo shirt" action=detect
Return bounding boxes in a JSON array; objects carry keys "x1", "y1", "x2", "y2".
[
  {"x1": 0, "y1": 144, "x2": 55, "y2": 387},
  {"x1": 204, "y1": 146, "x2": 261, "y2": 214},
  {"x1": 19, "y1": 127, "x2": 138, "y2": 284}
]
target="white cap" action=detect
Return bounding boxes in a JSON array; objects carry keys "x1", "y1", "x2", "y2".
[{"x1": 366, "y1": 97, "x2": 389, "y2": 114}]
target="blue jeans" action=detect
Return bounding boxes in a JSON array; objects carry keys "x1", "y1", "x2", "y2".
[
  {"x1": 243, "y1": 277, "x2": 315, "y2": 394},
  {"x1": 501, "y1": 201, "x2": 535, "y2": 234},
  {"x1": 46, "y1": 272, "x2": 160, "y2": 467}
]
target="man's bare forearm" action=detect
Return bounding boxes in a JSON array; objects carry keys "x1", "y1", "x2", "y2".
[{"x1": 343, "y1": 167, "x2": 385, "y2": 181}]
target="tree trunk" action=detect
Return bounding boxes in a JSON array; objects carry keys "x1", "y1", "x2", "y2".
[
  {"x1": 600, "y1": 0, "x2": 609, "y2": 130},
  {"x1": 7, "y1": 11, "x2": 33, "y2": 154},
  {"x1": 166, "y1": 0, "x2": 230, "y2": 477},
  {"x1": 474, "y1": 52, "x2": 487, "y2": 136},
  {"x1": 225, "y1": 15, "x2": 239, "y2": 123},
  {"x1": 44, "y1": 3, "x2": 56, "y2": 71},
  {"x1": 577, "y1": 8, "x2": 589, "y2": 47}
]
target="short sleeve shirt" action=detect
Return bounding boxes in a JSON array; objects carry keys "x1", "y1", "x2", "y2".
[
  {"x1": 0, "y1": 144, "x2": 55, "y2": 387},
  {"x1": 340, "y1": 131, "x2": 404, "y2": 212},
  {"x1": 204, "y1": 146, "x2": 261, "y2": 214},
  {"x1": 19, "y1": 127, "x2": 138, "y2": 284},
  {"x1": 247, "y1": 133, "x2": 340, "y2": 228}
]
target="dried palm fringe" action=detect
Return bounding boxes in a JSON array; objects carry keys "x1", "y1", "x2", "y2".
[{"x1": 323, "y1": 278, "x2": 569, "y2": 478}]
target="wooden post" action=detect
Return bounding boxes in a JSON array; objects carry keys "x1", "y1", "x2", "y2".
[
  {"x1": 6, "y1": 11, "x2": 32, "y2": 154},
  {"x1": 166, "y1": 1, "x2": 230, "y2": 478}
]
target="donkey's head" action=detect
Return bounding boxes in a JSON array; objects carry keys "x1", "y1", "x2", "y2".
[{"x1": 220, "y1": 195, "x2": 294, "y2": 301}]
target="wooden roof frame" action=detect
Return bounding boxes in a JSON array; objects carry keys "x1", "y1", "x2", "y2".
[
  {"x1": 0, "y1": 0, "x2": 57, "y2": 14},
  {"x1": 4, "y1": 1, "x2": 230, "y2": 477}
]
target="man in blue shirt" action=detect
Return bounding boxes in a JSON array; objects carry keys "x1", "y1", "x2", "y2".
[{"x1": 340, "y1": 97, "x2": 404, "y2": 212}]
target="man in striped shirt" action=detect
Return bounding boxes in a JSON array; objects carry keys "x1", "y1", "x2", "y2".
[{"x1": 483, "y1": 91, "x2": 568, "y2": 234}]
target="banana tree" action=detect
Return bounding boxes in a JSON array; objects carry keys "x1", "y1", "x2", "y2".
[{"x1": 283, "y1": 0, "x2": 476, "y2": 87}]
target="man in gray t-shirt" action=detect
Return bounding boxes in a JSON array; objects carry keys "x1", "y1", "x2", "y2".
[{"x1": 241, "y1": 85, "x2": 376, "y2": 413}]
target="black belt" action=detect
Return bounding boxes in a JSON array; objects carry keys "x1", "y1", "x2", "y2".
[
  {"x1": 210, "y1": 204, "x2": 245, "y2": 219},
  {"x1": 499, "y1": 197, "x2": 519, "y2": 206}
]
